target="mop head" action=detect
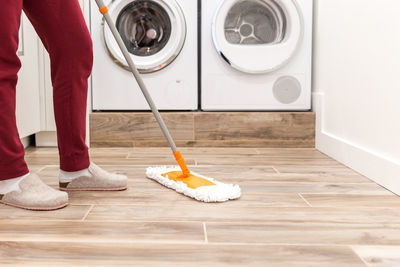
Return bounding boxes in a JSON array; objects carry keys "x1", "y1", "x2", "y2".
[{"x1": 146, "y1": 166, "x2": 241, "y2": 202}]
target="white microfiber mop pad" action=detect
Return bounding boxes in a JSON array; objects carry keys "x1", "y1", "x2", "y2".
[{"x1": 146, "y1": 166, "x2": 241, "y2": 202}]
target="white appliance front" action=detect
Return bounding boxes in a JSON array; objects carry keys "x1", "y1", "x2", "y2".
[
  {"x1": 201, "y1": 0, "x2": 313, "y2": 111},
  {"x1": 91, "y1": 0, "x2": 198, "y2": 110}
]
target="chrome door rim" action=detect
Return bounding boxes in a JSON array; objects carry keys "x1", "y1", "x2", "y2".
[
  {"x1": 212, "y1": 0, "x2": 304, "y2": 74},
  {"x1": 103, "y1": 0, "x2": 186, "y2": 73}
]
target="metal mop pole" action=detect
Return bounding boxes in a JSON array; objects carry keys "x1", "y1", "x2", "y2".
[{"x1": 94, "y1": 0, "x2": 190, "y2": 176}]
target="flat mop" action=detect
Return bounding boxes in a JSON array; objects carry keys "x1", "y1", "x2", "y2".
[{"x1": 95, "y1": 0, "x2": 241, "y2": 202}]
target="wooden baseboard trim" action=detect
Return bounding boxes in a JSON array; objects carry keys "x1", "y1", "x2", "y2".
[{"x1": 90, "y1": 112, "x2": 315, "y2": 148}]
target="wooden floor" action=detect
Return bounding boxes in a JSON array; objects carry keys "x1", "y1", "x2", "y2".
[{"x1": 1, "y1": 147, "x2": 400, "y2": 266}]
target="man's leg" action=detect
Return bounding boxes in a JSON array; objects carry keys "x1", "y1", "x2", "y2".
[
  {"x1": 22, "y1": 0, "x2": 127, "y2": 192},
  {"x1": 23, "y1": 0, "x2": 93, "y2": 172},
  {"x1": 0, "y1": 0, "x2": 30, "y2": 180}
]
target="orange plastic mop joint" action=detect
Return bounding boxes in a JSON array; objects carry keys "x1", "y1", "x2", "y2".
[
  {"x1": 161, "y1": 151, "x2": 216, "y2": 189},
  {"x1": 173, "y1": 151, "x2": 191, "y2": 178},
  {"x1": 99, "y1": 6, "x2": 108, "y2": 14}
]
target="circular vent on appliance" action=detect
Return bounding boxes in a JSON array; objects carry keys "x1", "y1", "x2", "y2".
[{"x1": 273, "y1": 76, "x2": 302, "y2": 104}]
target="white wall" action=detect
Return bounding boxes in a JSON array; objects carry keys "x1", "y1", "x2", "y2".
[{"x1": 313, "y1": 0, "x2": 400, "y2": 194}]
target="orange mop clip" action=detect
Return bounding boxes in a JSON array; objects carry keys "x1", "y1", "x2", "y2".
[
  {"x1": 99, "y1": 6, "x2": 108, "y2": 14},
  {"x1": 161, "y1": 151, "x2": 215, "y2": 189},
  {"x1": 173, "y1": 151, "x2": 190, "y2": 178}
]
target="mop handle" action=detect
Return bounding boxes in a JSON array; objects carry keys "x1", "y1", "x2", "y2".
[
  {"x1": 94, "y1": 0, "x2": 177, "y2": 153},
  {"x1": 95, "y1": 0, "x2": 191, "y2": 177}
]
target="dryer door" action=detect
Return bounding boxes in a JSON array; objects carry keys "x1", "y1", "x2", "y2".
[
  {"x1": 104, "y1": 0, "x2": 186, "y2": 73},
  {"x1": 213, "y1": 0, "x2": 303, "y2": 74}
]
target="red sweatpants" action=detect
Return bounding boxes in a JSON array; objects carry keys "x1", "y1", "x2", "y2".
[{"x1": 0, "y1": 0, "x2": 93, "y2": 180}]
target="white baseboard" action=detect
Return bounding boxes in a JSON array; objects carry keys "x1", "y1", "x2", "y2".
[
  {"x1": 35, "y1": 131, "x2": 91, "y2": 148},
  {"x1": 35, "y1": 131, "x2": 58, "y2": 147},
  {"x1": 21, "y1": 136, "x2": 32, "y2": 149},
  {"x1": 313, "y1": 92, "x2": 400, "y2": 195}
]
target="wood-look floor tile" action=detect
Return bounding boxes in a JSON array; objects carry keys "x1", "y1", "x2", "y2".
[
  {"x1": 50, "y1": 184, "x2": 389, "y2": 206},
  {"x1": 301, "y1": 194, "x2": 400, "y2": 207},
  {"x1": 160, "y1": 165, "x2": 278, "y2": 179},
  {"x1": 25, "y1": 155, "x2": 60, "y2": 165},
  {"x1": 255, "y1": 148, "x2": 330, "y2": 157},
  {"x1": 180, "y1": 147, "x2": 260, "y2": 155},
  {"x1": 90, "y1": 141, "x2": 134, "y2": 148},
  {"x1": 0, "y1": 242, "x2": 365, "y2": 266},
  {"x1": 26, "y1": 165, "x2": 46, "y2": 173},
  {"x1": 86, "y1": 205, "x2": 400, "y2": 224},
  {"x1": 194, "y1": 156, "x2": 342, "y2": 166},
  {"x1": 241, "y1": 183, "x2": 392, "y2": 195},
  {"x1": 187, "y1": 166, "x2": 371, "y2": 183},
  {"x1": 66, "y1": 190, "x2": 307, "y2": 207},
  {"x1": 92, "y1": 157, "x2": 196, "y2": 166},
  {"x1": 25, "y1": 147, "x2": 57, "y2": 155},
  {"x1": 352, "y1": 245, "x2": 400, "y2": 267},
  {"x1": 257, "y1": 157, "x2": 343, "y2": 166},
  {"x1": 35, "y1": 166, "x2": 306, "y2": 207},
  {"x1": 10, "y1": 147, "x2": 398, "y2": 266},
  {"x1": 0, "y1": 205, "x2": 90, "y2": 221},
  {"x1": 90, "y1": 148, "x2": 132, "y2": 157},
  {"x1": 36, "y1": 165, "x2": 371, "y2": 185},
  {"x1": 274, "y1": 165, "x2": 363, "y2": 175},
  {"x1": 127, "y1": 147, "x2": 261, "y2": 157},
  {"x1": 27, "y1": 156, "x2": 195, "y2": 166},
  {"x1": 206, "y1": 222, "x2": 400, "y2": 245},
  {"x1": 0, "y1": 221, "x2": 204, "y2": 243},
  {"x1": 38, "y1": 165, "x2": 150, "y2": 180}
]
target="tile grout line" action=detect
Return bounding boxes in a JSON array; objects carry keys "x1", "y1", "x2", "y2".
[
  {"x1": 192, "y1": 113, "x2": 195, "y2": 141},
  {"x1": 36, "y1": 165, "x2": 49, "y2": 173},
  {"x1": 271, "y1": 166, "x2": 281, "y2": 174},
  {"x1": 349, "y1": 246, "x2": 371, "y2": 267},
  {"x1": 81, "y1": 205, "x2": 95, "y2": 221},
  {"x1": 203, "y1": 222, "x2": 208, "y2": 244},
  {"x1": 0, "y1": 238, "x2": 385, "y2": 248},
  {"x1": 69, "y1": 203, "x2": 400, "y2": 209},
  {"x1": 298, "y1": 193, "x2": 312, "y2": 207},
  {"x1": 6, "y1": 219, "x2": 400, "y2": 225}
]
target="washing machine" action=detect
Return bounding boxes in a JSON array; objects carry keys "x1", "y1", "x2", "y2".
[
  {"x1": 201, "y1": 0, "x2": 313, "y2": 110},
  {"x1": 91, "y1": 0, "x2": 198, "y2": 110}
]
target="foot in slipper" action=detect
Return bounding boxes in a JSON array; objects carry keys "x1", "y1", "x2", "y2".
[
  {"x1": 59, "y1": 162, "x2": 127, "y2": 191},
  {"x1": 0, "y1": 174, "x2": 68, "y2": 210}
]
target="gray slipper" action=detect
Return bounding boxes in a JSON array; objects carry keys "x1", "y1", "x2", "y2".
[
  {"x1": 59, "y1": 163, "x2": 128, "y2": 191},
  {"x1": 0, "y1": 174, "x2": 68, "y2": 210}
]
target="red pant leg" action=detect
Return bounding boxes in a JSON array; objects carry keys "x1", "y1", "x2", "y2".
[
  {"x1": 0, "y1": 0, "x2": 30, "y2": 180},
  {"x1": 23, "y1": 0, "x2": 93, "y2": 171}
]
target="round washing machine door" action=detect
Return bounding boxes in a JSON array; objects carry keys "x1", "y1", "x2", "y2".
[
  {"x1": 212, "y1": 0, "x2": 303, "y2": 74},
  {"x1": 104, "y1": 0, "x2": 186, "y2": 73}
]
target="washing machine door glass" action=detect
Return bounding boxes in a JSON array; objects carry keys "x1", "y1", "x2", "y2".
[
  {"x1": 213, "y1": 0, "x2": 303, "y2": 74},
  {"x1": 104, "y1": 0, "x2": 186, "y2": 73},
  {"x1": 116, "y1": 1, "x2": 172, "y2": 57}
]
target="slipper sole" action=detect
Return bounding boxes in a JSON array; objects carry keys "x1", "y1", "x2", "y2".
[
  {"x1": 59, "y1": 186, "x2": 127, "y2": 192},
  {"x1": 0, "y1": 201, "x2": 68, "y2": 211}
]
